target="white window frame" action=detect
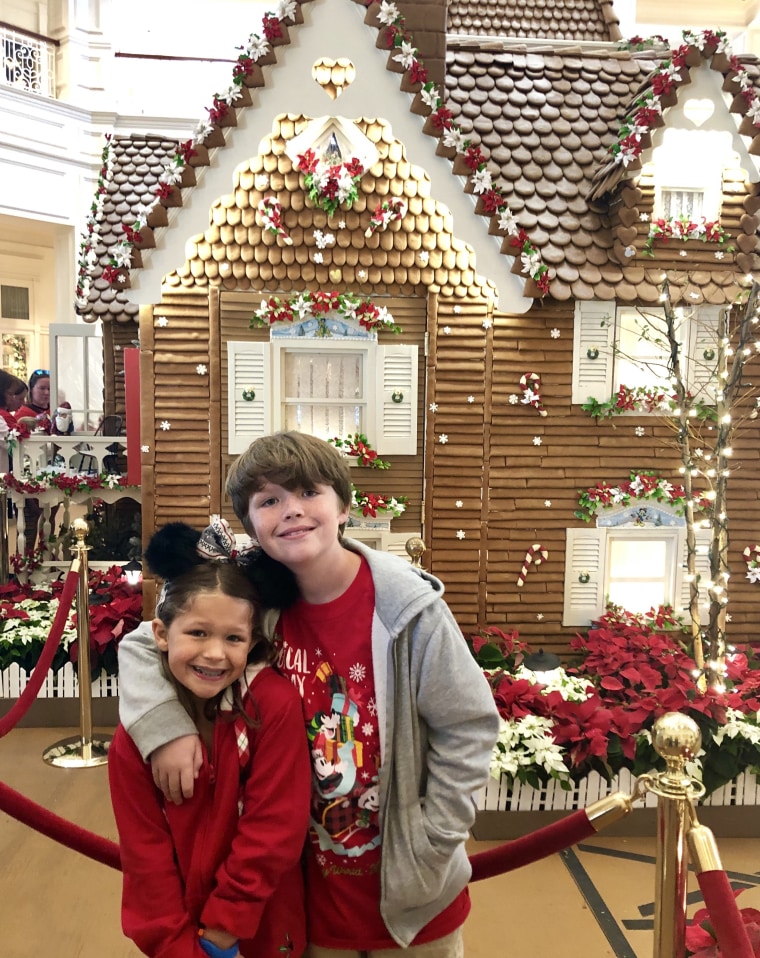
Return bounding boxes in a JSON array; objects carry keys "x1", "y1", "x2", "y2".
[
  {"x1": 572, "y1": 301, "x2": 719, "y2": 406},
  {"x1": 227, "y1": 329, "x2": 418, "y2": 456},
  {"x1": 563, "y1": 518, "x2": 711, "y2": 627}
]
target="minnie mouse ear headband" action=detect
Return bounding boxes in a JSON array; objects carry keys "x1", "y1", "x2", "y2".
[
  {"x1": 144, "y1": 517, "x2": 299, "y2": 612},
  {"x1": 197, "y1": 514, "x2": 259, "y2": 565},
  {"x1": 145, "y1": 516, "x2": 259, "y2": 581}
]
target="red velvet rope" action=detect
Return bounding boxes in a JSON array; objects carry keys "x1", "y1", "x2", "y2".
[
  {"x1": 696, "y1": 870, "x2": 755, "y2": 958},
  {"x1": 469, "y1": 809, "x2": 596, "y2": 882},
  {"x1": 0, "y1": 778, "x2": 121, "y2": 870},
  {"x1": 0, "y1": 568, "x2": 79, "y2": 738}
]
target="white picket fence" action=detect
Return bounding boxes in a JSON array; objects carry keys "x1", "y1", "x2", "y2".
[
  {"x1": 477, "y1": 768, "x2": 760, "y2": 811},
  {"x1": 0, "y1": 663, "x2": 119, "y2": 699}
]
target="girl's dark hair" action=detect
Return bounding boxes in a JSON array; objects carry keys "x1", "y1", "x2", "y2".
[
  {"x1": 144, "y1": 522, "x2": 295, "y2": 725},
  {"x1": 0, "y1": 370, "x2": 27, "y2": 406}
]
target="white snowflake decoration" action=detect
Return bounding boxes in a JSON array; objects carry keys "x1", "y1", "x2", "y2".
[
  {"x1": 456, "y1": 529, "x2": 466, "y2": 540},
  {"x1": 429, "y1": 402, "x2": 439, "y2": 413},
  {"x1": 453, "y1": 305, "x2": 461, "y2": 314},
  {"x1": 255, "y1": 174, "x2": 269, "y2": 190},
  {"x1": 439, "y1": 434, "x2": 449, "y2": 444},
  {"x1": 550, "y1": 328, "x2": 560, "y2": 339},
  {"x1": 482, "y1": 318, "x2": 493, "y2": 330},
  {"x1": 338, "y1": 220, "x2": 346, "y2": 229},
  {"x1": 196, "y1": 364, "x2": 208, "y2": 375},
  {"x1": 418, "y1": 251, "x2": 429, "y2": 265},
  {"x1": 467, "y1": 395, "x2": 475, "y2": 403},
  {"x1": 455, "y1": 500, "x2": 463, "y2": 508},
  {"x1": 533, "y1": 436, "x2": 542, "y2": 446},
  {"x1": 635, "y1": 426, "x2": 646, "y2": 437},
  {"x1": 160, "y1": 421, "x2": 171, "y2": 431},
  {"x1": 141, "y1": 444, "x2": 150, "y2": 453},
  {"x1": 362, "y1": 722, "x2": 374, "y2": 737},
  {"x1": 349, "y1": 662, "x2": 366, "y2": 683},
  {"x1": 544, "y1": 500, "x2": 552, "y2": 507},
  {"x1": 368, "y1": 697, "x2": 377, "y2": 716},
  {"x1": 536, "y1": 613, "x2": 544, "y2": 621},
  {"x1": 313, "y1": 252, "x2": 324, "y2": 264},
  {"x1": 157, "y1": 317, "x2": 169, "y2": 327},
  {"x1": 357, "y1": 269, "x2": 367, "y2": 280},
  {"x1": 509, "y1": 394, "x2": 519, "y2": 405},
  {"x1": 443, "y1": 326, "x2": 451, "y2": 335}
]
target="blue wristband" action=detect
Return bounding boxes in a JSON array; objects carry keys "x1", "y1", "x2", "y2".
[{"x1": 198, "y1": 935, "x2": 239, "y2": 958}]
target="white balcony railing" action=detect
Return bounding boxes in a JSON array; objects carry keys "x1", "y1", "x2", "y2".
[{"x1": 1, "y1": 25, "x2": 55, "y2": 97}]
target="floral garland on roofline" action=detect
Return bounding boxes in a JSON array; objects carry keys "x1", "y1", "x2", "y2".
[
  {"x1": 607, "y1": 28, "x2": 758, "y2": 169},
  {"x1": 79, "y1": 1, "x2": 298, "y2": 297},
  {"x1": 575, "y1": 470, "x2": 710, "y2": 522},
  {"x1": 251, "y1": 290, "x2": 402, "y2": 335},
  {"x1": 372, "y1": 1, "x2": 551, "y2": 295}
]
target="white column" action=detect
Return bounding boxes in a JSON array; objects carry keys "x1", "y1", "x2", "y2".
[{"x1": 47, "y1": 0, "x2": 113, "y2": 108}]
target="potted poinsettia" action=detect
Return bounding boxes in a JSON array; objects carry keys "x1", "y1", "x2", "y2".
[{"x1": 471, "y1": 606, "x2": 760, "y2": 796}]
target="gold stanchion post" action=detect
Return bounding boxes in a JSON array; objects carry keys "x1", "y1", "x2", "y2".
[
  {"x1": 43, "y1": 517, "x2": 112, "y2": 767},
  {"x1": 648, "y1": 712, "x2": 705, "y2": 958},
  {"x1": 0, "y1": 489, "x2": 9, "y2": 583},
  {"x1": 406, "y1": 536, "x2": 426, "y2": 569}
]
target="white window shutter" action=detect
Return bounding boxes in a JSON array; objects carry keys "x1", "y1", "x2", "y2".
[
  {"x1": 374, "y1": 344, "x2": 418, "y2": 455},
  {"x1": 686, "y1": 306, "x2": 719, "y2": 404},
  {"x1": 677, "y1": 526, "x2": 712, "y2": 612},
  {"x1": 227, "y1": 341, "x2": 271, "y2": 455},
  {"x1": 562, "y1": 527, "x2": 607, "y2": 627},
  {"x1": 572, "y1": 300, "x2": 615, "y2": 403}
]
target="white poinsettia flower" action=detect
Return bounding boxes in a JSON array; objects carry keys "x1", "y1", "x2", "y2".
[
  {"x1": 393, "y1": 41, "x2": 417, "y2": 70},
  {"x1": 442, "y1": 128, "x2": 466, "y2": 152},
  {"x1": 159, "y1": 166, "x2": 183, "y2": 186},
  {"x1": 277, "y1": 0, "x2": 297, "y2": 19},
  {"x1": 248, "y1": 35, "x2": 270, "y2": 61},
  {"x1": 194, "y1": 118, "x2": 215, "y2": 140},
  {"x1": 112, "y1": 244, "x2": 133, "y2": 268},
  {"x1": 521, "y1": 250, "x2": 542, "y2": 274},
  {"x1": 377, "y1": 1, "x2": 400, "y2": 25},
  {"x1": 471, "y1": 168, "x2": 493, "y2": 194},
  {"x1": 420, "y1": 86, "x2": 440, "y2": 108},
  {"x1": 498, "y1": 209, "x2": 518, "y2": 234},
  {"x1": 291, "y1": 293, "x2": 312, "y2": 319}
]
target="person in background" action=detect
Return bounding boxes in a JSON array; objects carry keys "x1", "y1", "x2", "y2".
[
  {"x1": 109, "y1": 517, "x2": 310, "y2": 958},
  {"x1": 0, "y1": 370, "x2": 30, "y2": 474},
  {"x1": 17, "y1": 368, "x2": 51, "y2": 430}
]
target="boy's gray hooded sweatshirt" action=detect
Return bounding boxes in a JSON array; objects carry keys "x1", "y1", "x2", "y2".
[{"x1": 118, "y1": 538, "x2": 500, "y2": 948}]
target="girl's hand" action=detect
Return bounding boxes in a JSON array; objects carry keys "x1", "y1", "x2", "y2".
[{"x1": 150, "y1": 734, "x2": 203, "y2": 804}]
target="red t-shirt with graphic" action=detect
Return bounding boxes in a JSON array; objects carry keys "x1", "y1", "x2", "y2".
[{"x1": 276, "y1": 556, "x2": 469, "y2": 949}]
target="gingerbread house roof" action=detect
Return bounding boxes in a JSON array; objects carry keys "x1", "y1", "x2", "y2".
[
  {"x1": 446, "y1": 41, "x2": 760, "y2": 303},
  {"x1": 447, "y1": 0, "x2": 622, "y2": 43},
  {"x1": 75, "y1": 2, "x2": 760, "y2": 320}
]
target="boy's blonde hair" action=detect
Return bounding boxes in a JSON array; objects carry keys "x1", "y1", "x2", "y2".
[{"x1": 226, "y1": 431, "x2": 352, "y2": 535}]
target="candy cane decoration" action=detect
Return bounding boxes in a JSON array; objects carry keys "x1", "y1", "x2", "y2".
[
  {"x1": 516, "y1": 543, "x2": 548, "y2": 587},
  {"x1": 257, "y1": 197, "x2": 293, "y2": 245},
  {"x1": 520, "y1": 372, "x2": 547, "y2": 416}
]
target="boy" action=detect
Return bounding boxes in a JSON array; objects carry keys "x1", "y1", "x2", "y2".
[{"x1": 118, "y1": 431, "x2": 500, "y2": 956}]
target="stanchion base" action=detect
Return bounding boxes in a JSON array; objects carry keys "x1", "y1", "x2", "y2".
[{"x1": 42, "y1": 734, "x2": 113, "y2": 768}]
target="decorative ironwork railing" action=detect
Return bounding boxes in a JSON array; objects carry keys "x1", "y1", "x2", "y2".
[{"x1": 1, "y1": 24, "x2": 55, "y2": 97}]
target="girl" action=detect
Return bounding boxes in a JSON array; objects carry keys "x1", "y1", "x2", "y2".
[{"x1": 108, "y1": 517, "x2": 310, "y2": 958}]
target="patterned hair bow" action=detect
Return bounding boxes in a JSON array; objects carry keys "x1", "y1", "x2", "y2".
[{"x1": 196, "y1": 514, "x2": 260, "y2": 565}]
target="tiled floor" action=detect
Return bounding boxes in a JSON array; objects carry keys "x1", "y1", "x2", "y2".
[{"x1": 1, "y1": 728, "x2": 758, "y2": 958}]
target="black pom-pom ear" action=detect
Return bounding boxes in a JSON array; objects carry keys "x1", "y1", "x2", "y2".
[
  {"x1": 246, "y1": 551, "x2": 300, "y2": 609},
  {"x1": 144, "y1": 522, "x2": 203, "y2": 580}
]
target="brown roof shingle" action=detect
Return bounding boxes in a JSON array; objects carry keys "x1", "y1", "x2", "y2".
[{"x1": 447, "y1": 0, "x2": 621, "y2": 43}]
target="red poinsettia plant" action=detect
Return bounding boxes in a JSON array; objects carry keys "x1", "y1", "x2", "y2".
[
  {"x1": 472, "y1": 604, "x2": 760, "y2": 793},
  {"x1": 686, "y1": 889, "x2": 760, "y2": 958},
  {"x1": 0, "y1": 567, "x2": 142, "y2": 679}
]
